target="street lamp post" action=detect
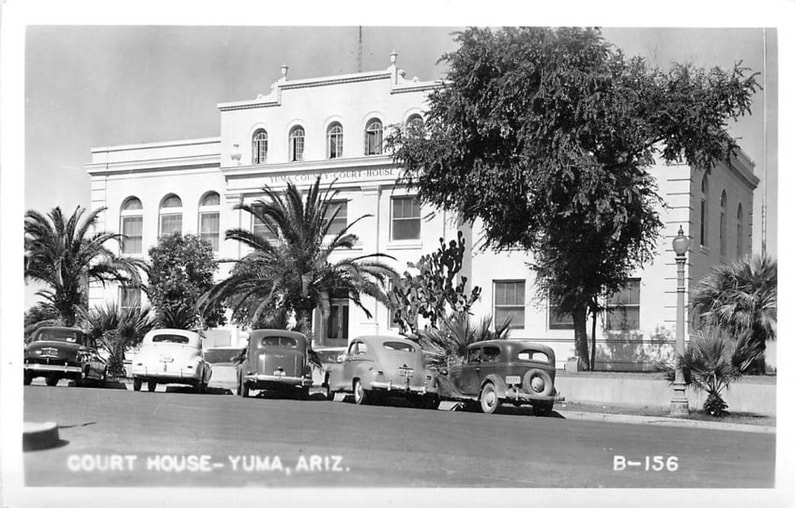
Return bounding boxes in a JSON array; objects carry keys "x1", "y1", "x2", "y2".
[{"x1": 670, "y1": 225, "x2": 690, "y2": 416}]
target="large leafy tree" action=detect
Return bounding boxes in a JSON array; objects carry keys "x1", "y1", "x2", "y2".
[
  {"x1": 389, "y1": 27, "x2": 759, "y2": 370},
  {"x1": 146, "y1": 234, "x2": 226, "y2": 329},
  {"x1": 25, "y1": 206, "x2": 145, "y2": 326},
  {"x1": 690, "y1": 255, "x2": 777, "y2": 373},
  {"x1": 200, "y1": 177, "x2": 397, "y2": 338}
]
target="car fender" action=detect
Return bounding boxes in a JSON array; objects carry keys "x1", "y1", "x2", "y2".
[
  {"x1": 481, "y1": 374, "x2": 509, "y2": 399},
  {"x1": 351, "y1": 361, "x2": 377, "y2": 390}
]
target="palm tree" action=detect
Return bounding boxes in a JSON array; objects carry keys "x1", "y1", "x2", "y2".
[
  {"x1": 690, "y1": 255, "x2": 777, "y2": 373},
  {"x1": 200, "y1": 177, "x2": 397, "y2": 338},
  {"x1": 419, "y1": 312, "x2": 512, "y2": 368},
  {"x1": 81, "y1": 302, "x2": 156, "y2": 378},
  {"x1": 672, "y1": 331, "x2": 751, "y2": 417},
  {"x1": 25, "y1": 206, "x2": 145, "y2": 326}
]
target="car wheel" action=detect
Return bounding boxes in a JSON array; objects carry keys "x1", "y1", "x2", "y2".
[
  {"x1": 99, "y1": 367, "x2": 108, "y2": 387},
  {"x1": 241, "y1": 381, "x2": 250, "y2": 398},
  {"x1": 45, "y1": 376, "x2": 59, "y2": 387},
  {"x1": 147, "y1": 381, "x2": 157, "y2": 392},
  {"x1": 353, "y1": 380, "x2": 371, "y2": 405},
  {"x1": 523, "y1": 369, "x2": 554, "y2": 397},
  {"x1": 533, "y1": 402, "x2": 554, "y2": 417},
  {"x1": 133, "y1": 378, "x2": 142, "y2": 391},
  {"x1": 196, "y1": 382, "x2": 207, "y2": 394},
  {"x1": 479, "y1": 382, "x2": 501, "y2": 414},
  {"x1": 297, "y1": 387, "x2": 310, "y2": 400},
  {"x1": 24, "y1": 372, "x2": 33, "y2": 386}
]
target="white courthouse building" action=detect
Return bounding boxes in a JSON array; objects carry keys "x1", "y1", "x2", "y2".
[{"x1": 85, "y1": 53, "x2": 761, "y2": 370}]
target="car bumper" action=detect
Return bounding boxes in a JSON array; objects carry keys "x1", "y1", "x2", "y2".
[
  {"x1": 245, "y1": 374, "x2": 313, "y2": 387},
  {"x1": 132, "y1": 367, "x2": 202, "y2": 383},
  {"x1": 25, "y1": 363, "x2": 83, "y2": 375},
  {"x1": 369, "y1": 380, "x2": 429, "y2": 395},
  {"x1": 504, "y1": 388, "x2": 565, "y2": 403}
]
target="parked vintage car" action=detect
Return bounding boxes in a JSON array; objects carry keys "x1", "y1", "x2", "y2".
[
  {"x1": 236, "y1": 330, "x2": 321, "y2": 399},
  {"x1": 435, "y1": 340, "x2": 563, "y2": 416},
  {"x1": 24, "y1": 326, "x2": 107, "y2": 387},
  {"x1": 131, "y1": 329, "x2": 212, "y2": 393},
  {"x1": 326, "y1": 335, "x2": 439, "y2": 408}
]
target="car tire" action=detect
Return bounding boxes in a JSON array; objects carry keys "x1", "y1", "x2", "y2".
[
  {"x1": 479, "y1": 382, "x2": 501, "y2": 414},
  {"x1": 533, "y1": 402, "x2": 554, "y2": 417},
  {"x1": 241, "y1": 381, "x2": 250, "y2": 398},
  {"x1": 196, "y1": 382, "x2": 207, "y2": 394},
  {"x1": 297, "y1": 387, "x2": 310, "y2": 400},
  {"x1": 353, "y1": 380, "x2": 371, "y2": 405},
  {"x1": 24, "y1": 372, "x2": 33, "y2": 386},
  {"x1": 133, "y1": 378, "x2": 142, "y2": 391},
  {"x1": 523, "y1": 369, "x2": 554, "y2": 397},
  {"x1": 45, "y1": 376, "x2": 59, "y2": 387},
  {"x1": 147, "y1": 381, "x2": 157, "y2": 392}
]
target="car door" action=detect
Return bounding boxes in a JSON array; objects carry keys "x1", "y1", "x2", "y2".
[
  {"x1": 333, "y1": 341, "x2": 359, "y2": 392},
  {"x1": 345, "y1": 340, "x2": 371, "y2": 389},
  {"x1": 460, "y1": 347, "x2": 483, "y2": 396}
]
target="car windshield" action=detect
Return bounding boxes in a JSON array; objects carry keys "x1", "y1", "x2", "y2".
[
  {"x1": 152, "y1": 334, "x2": 190, "y2": 344},
  {"x1": 34, "y1": 329, "x2": 84, "y2": 344},
  {"x1": 203, "y1": 348, "x2": 244, "y2": 364},
  {"x1": 260, "y1": 336, "x2": 298, "y2": 348},
  {"x1": 383, "y1": 341, "x2": 414, "y2": 353}
]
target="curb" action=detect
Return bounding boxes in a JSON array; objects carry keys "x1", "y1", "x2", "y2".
[
  {"x1": 557, "y1": 410, "x2": 775, "y2": 434},
  {"x1": 23, "y1": 421, "x2": 61, "y2": 451}
]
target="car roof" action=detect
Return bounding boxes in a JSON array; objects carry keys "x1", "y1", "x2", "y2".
[
  {"x1": 350, "y1": 335, "x2": 414, "y2": 346},
  {"x1": 36, "y1": 326, "x2": 84, "y2": 333},
  {"x1": 144, "y1": 328, "x2": 200, "y2": 339},
  {"x1": 249, "y1": 329, "x2": 307, "y2": 342},
  {"x1": 467, "y1": 339, "x2": 555, "y2": 354}
]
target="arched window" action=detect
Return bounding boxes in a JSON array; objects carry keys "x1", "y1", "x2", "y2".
[
  {"x1": 364, "y1": 118, "x2": 383, "y2": 155},
  {"x1": 159, "y1": 194, "x2": 183, "y2": 237},
  {"x1": 327, "y1": 123, "x2": 343, "y2": 159},
  {"x1": 406, "y1": 114, "x2": 424, "y2": 133},
  {"x1": 736, "y1": 203, "x2": 744, "y2": 258},
  {"x1": 719, "y1": 190, "x2": 727, "y2": 257},
  {"x1": 252, "y1": 129, "x2": 268, "y2": 164},
  {"x1": 120, "y1": 197, "x2": 143, "y2": 254},
  {"x1": 289, "y1": 126, "x2": 305, "y2": 162},
  {"x1": 699, "y1": 173, "x2": 709, "y2": 247},
  {"x1": 199, "y1": 192, "x2": 220, "y2": 251}
]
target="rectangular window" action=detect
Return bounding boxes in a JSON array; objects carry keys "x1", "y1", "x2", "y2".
[
  {"x1": 605, "y1": 279, "x2": 641, "y2": 331},
  {"x1": 391, "y1": 196, "x2": 421, "y2": 241},
  {"x1": 159, "y1": 214, "x2": 182, "y2": 237},
  {"x1": 494, "y1": 280, "x2": 525, "y2": 329},
  {"x1": 324, "y1": 201, "x2": 348, "y2": 237},
  {"x1": 548, "y1": 295, "x2": 574, "y2": 330},
  {"x1": 252, "y1": 208, "x2": 278, "y2": 241},
  {"x1": 121, "y1": 216, "x2": 143, "y2": 254},
  {"x1": 119, "y1": 287, "x2": 141, "y2": 311},
  {"x1": 200, "y1": 212, "x2": 220, "y2": 251},
  {"x1": 326, "y1": 299, "x2": 349, "y2": 341}
]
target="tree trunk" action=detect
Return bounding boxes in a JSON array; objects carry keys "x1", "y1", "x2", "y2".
[
  {"x1": 572, "y1": 306, "x2": 590, "y2": 371},
  {"x1": 590, "y1": 309, "x2": 597, "y2": 371}
]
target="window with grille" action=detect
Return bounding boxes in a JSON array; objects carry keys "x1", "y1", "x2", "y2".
[
  {"x1": 120, "y1": 197, "x2": 143, "y2": 254},
  {"x1": 548, "y1": 294, "x2": 574, "y2": 330},
  {"x1": 605, "y1": 279, "x2": 641, "y2": 331},
  {"x1": 700, "y1": 173, "x2": 709, "y2": 247},
  {"x1": 119, "y1": 286, "x2": 141, "y2": 311},
  {"x1": 159, "y1": 194, "x2": 182, "y2": 237},
  {"x1": 324, "y1": 201, "x2": 347, "y2": 237},
  {"x1": 327, "y1": 123, "x2": 343, "y2": 159},
  {"x1": 736, "y1": 203, "x2": 744, "y2": 258},
  {"x1": 289, "y1": 126, "x2": 305, "y2": 162},
  {"x1": 251, "y1": 205, "x2": 278, "y2": 242},
  {"x1": 252, "y1": 129, "x2": 268, "y2": 164},
  {"x1": 364, "y1": 119, "x2": 383, "y2": 155},
  {"x1": 199, "y1": 192, "x2": 220, "y2": 251},
  {"x1": 494, "y1": 280, "x2": 525, "y2": 329},
  {"x1": 391, "y1": 196, "x2": 421, "y2": 241}
]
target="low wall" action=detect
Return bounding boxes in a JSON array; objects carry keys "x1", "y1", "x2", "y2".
[{"x1": 555, "y1": 375, "x2": 776, "y2": 416}]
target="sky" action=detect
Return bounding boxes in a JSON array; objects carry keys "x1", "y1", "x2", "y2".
[{"x1": 20, "y1": 25, "x2": 780, "y2": 307}]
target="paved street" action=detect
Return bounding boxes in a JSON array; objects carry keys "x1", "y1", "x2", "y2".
[{"x1": 23, "y1": 384, "x2": 775, "y2": 488}]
